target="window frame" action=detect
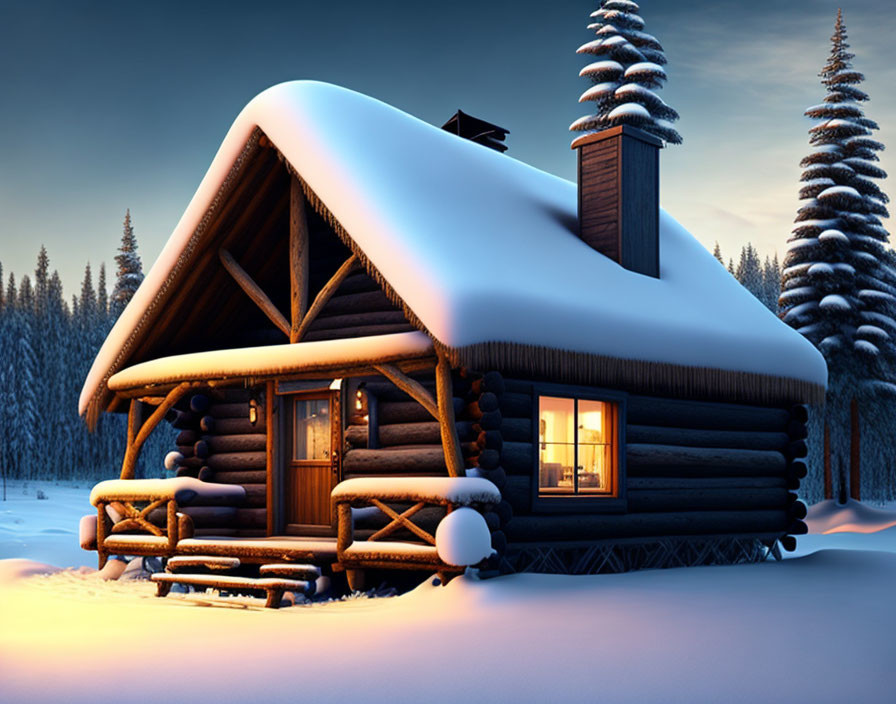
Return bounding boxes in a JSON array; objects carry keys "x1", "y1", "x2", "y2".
[{"x1": 530, "y1": 382, "x2": 627, "y2": 514}]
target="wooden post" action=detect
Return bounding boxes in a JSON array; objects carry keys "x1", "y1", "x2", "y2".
[
  {"x1": 265, "y1": 381, "x2": 275, "y2": 536},
  {"x1": 120, "y1": 382, "x2": 194, "y2": 480},
  {"x1": 850, "y1": 397, "x2": 860, "y2": 501},
  {"x1": 289, "y1": 177, "x2": 310, "y2": 343},
  {"x1": 823, "y1": 421, "x2": 832, "y2": 500},
  {"x1": 219, "y1": 248, "x2": 291, "y2": 337},
  {"x1": 374, "y1": 363, "x2": 439, "y2": 420},
  {"x1": 436, "y1": 353, "x2": 465, "y2": 479}
]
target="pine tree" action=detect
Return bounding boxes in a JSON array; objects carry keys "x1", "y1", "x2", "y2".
[
  {"x1": 0, "y1": 262, "x2": 4, "y2": 310},
  {"x1": 570, "y1": 0, "x2": 681, "y2": 145},
  {"x1": 712, "y1": 242, "x2": 724, "y2": 264},
  {"x1": 34, "y1": 246, "x2": 49, "y2": 315},
  {"x1": 780, "y1": 11, "x2": 895, "y2": 502},
  {"x1": 97, "y1": 262, "x2": 108, "y2": 318},
  {"x1": 79, "y1": 263, "x2": 96, "y2": 321},
  {"x1": 110, "y1": 210, "x2": 144, "y2": 318},
  {"x1": 5, "y1": 273, "x2": 16, "y2": 309},
  {"x1": 18, "y1": 275, "x2": 33, "y2": 312},
  {"x1": 735, "y1": 244, "x2": 764, "y2": 300},
  {"x1": 761, "y1": 253, "x2": 782, "y2": 313}
]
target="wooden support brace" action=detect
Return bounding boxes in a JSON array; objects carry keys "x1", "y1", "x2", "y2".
[
  {"x1": 373, "y1": 363, "x2": 439, "y2": 420},
  {"x1": 289, "y1": 177, "x2": 310, "y2": 343},
  {"x1": 219, "y1": 248, "x2": 291, "y2": 337},
  {"x1": 436, "y1": 352, "x2": 465, "y2": 479},
  {"x1": 293, "y1": 254, "x2": 359, "y2": 341},
  {"x1": 368, "y1": 501, "x2": 431, "y2": 543},
  {"x1": 120, "y1": 382, "x2": 194, "y2": 480}
]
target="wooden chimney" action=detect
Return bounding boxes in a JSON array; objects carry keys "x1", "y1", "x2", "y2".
[{"x1": 573, "y1": 125, "x2": 662, "y2": 278}]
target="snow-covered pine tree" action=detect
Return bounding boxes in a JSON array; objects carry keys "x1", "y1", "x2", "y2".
[
  {"x1": 17, "y1": 275, "x2": 33, "y2": 312},
  {"x1": 780, "y1": 10, "x2": 896, "y2": 502},
  {"x1": 571, "y1": 0, "x2": 681, "y2": 145},
  {"x1": 96, "y1": 262, "x2": 108, "y2": 319},
  {"x1": 735, "y1": 243, "x2": 764, "y2": 300},
  {"x1": 5, "y1": 273, "x2": 16, "y2": 309},
  {"x1": 34, "y1": 246, "x2": 49, "y2": 316},
  {"x1": 761, "y1": 253, "x2": 782, "y2": 313},
  {"x1": 110, "y1": 210, "x2": 143, "y2": 318},
  {"x1": 712, "y1": 242, "x2": 724, "y2": 264}
]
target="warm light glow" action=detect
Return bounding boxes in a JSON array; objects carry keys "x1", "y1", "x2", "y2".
[
  {"x1": 248, "y1": 399, "x2": 258, "y2": 425},
  {"x1": 538, "y1": 396, "x2": 616, "y2": 496}
]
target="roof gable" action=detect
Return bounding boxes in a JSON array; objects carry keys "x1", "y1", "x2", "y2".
[{"x1": 80, "y1": 81, "x2": 827, "y2": 418}]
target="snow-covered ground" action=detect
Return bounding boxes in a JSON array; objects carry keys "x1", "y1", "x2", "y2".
[{"x1": 1, "y1": 481, "x2": 894, "y2": 703}]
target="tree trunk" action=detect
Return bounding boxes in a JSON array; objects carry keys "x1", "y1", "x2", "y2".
[
  {"x1": 823, "y1": 421, "x2": 832, "y2": 500},
  {"x1": 850, "y1": 397, "x2": 860, "y2": 501}
]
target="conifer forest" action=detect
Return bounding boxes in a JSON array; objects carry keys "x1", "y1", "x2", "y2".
[{"x1": 0, "y1": 212, "x2": 173, "y2": 487}]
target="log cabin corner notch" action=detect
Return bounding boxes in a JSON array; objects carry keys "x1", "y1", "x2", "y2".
[{"x1": 79, "y1": 81, "x2": 826, "y2": 582}]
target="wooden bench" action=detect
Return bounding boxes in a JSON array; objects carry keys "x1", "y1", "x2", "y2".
[
  {"x1": 88, "y1": 478, "x2": 246, "y2": 569},
  {"x1": 151, "y1": 573, "x2": 314, "y2": 609},
  {"x1": 331, "y1": 477, "x2": 501, "y2": 589}
]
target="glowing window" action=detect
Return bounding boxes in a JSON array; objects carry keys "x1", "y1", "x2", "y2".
[{"x1": 538, "y1": 396, "x2": 618, "y2": 497}]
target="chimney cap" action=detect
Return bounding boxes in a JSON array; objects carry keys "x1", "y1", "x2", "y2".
[
  {"x1": 571, "y1": 124, "x2": 664, "y2": 150},
  {"x1": 442, "y1": 109, "x2": 509, "y2": 153}
]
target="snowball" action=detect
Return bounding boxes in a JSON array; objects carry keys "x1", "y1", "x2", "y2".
[
  {"x1": 164, "y1": 451, "x2": 185, "y2": 471},
  {"x1": 435, "y1": 508, "x2": 494, "y2": 567}
]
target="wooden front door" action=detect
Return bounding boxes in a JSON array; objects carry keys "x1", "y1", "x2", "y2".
[{"x1": 285, "y1": 391, "x2": 341, "y2": 533}]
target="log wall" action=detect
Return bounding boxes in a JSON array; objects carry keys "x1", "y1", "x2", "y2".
[
  {"x1": 301, "y1": 269, "x2": 416, "y2": 342},
  {"x1": 495, "y1": 379, "x2": 808, "y2": 553},
  {"x1": 171, "y1": 388, "x2": 268, "y2": 537}
]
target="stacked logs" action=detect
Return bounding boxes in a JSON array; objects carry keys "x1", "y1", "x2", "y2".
[
  {"x1": 343, "y1": 374, "x2": 455, "y2": 540},
  {"x1": 500, "y1": 388, "x2": 806, "y2": 550},
  {"x1": 166, "y1": 388, "x2": 267, "y2": 537},
  {"x1": 456, "y1": 370, "x2": 513, "y2": 566},
  {"x1": 301, "y1": 269, "x2": 416, "y2": 342}
]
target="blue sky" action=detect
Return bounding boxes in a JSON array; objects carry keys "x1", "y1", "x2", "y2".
[{"x1": 0, "y1": 0, "x2": 893, "y2": 295}]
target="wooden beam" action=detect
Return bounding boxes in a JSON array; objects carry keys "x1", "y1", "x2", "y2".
[
  {"x1": 126, "y1": 399, "x2": 140, "y2": 448},
  {"x1": 289, "y1": 177, "x2": 310, "y2": 343},
  {"x1": 265, "y1": 381, "x2": 275, "y2": 536},
  {"x1": 120, "y1": 382, "x2": 194, "y2": 480},
  {"x1": 436, "y1": 352, "x2": 465, "y2": 478},
  {"x1": 218, "y1": 248, "x2": 290, "y2": 337},
  {"x1": 373, "y1": 363, "x2": 439, "y2": 420},
  {"x1": 293, "y1": 254, "x2": 359, "y2": 341}
]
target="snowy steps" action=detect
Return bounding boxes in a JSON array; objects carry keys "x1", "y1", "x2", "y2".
[{"x1": 152, "y1": 555, "x2": 321, "y2": 608}]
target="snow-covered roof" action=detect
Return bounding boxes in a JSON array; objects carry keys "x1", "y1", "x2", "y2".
[
  {"x1": 107, "y1": 332, "x2": 434, "y2": 391},
  {"x1": 80, "y1": 81, "x2": 826, "y2": 416}
]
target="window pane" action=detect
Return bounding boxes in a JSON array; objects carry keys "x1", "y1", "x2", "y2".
[
  {"x1": 539, "y1": 443, "x2": 575, "y2": 494},
  {"x1": 539, "y1": 396, "x2": 574, "y2": 444},
  {"x1": 577, "y1": 400, "x2": 614, "y2": 494},
  {"x1": 293, "y1": 399, "x2": 330, "y2": 461},
  {"x1": 577, "y1": 443, "x2": 613, "y2": 494},
  {"x1": 577, "y1": 399, "x2": 608, "y2": 444}
]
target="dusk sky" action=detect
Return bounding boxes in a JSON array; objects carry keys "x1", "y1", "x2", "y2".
[{"x1": 1, "y1": 0, "x2": 894, "y2": 297}]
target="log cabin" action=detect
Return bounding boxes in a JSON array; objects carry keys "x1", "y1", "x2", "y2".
[{"x1": 79, "y1": 81, "x2": 827, "y2": 590}]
